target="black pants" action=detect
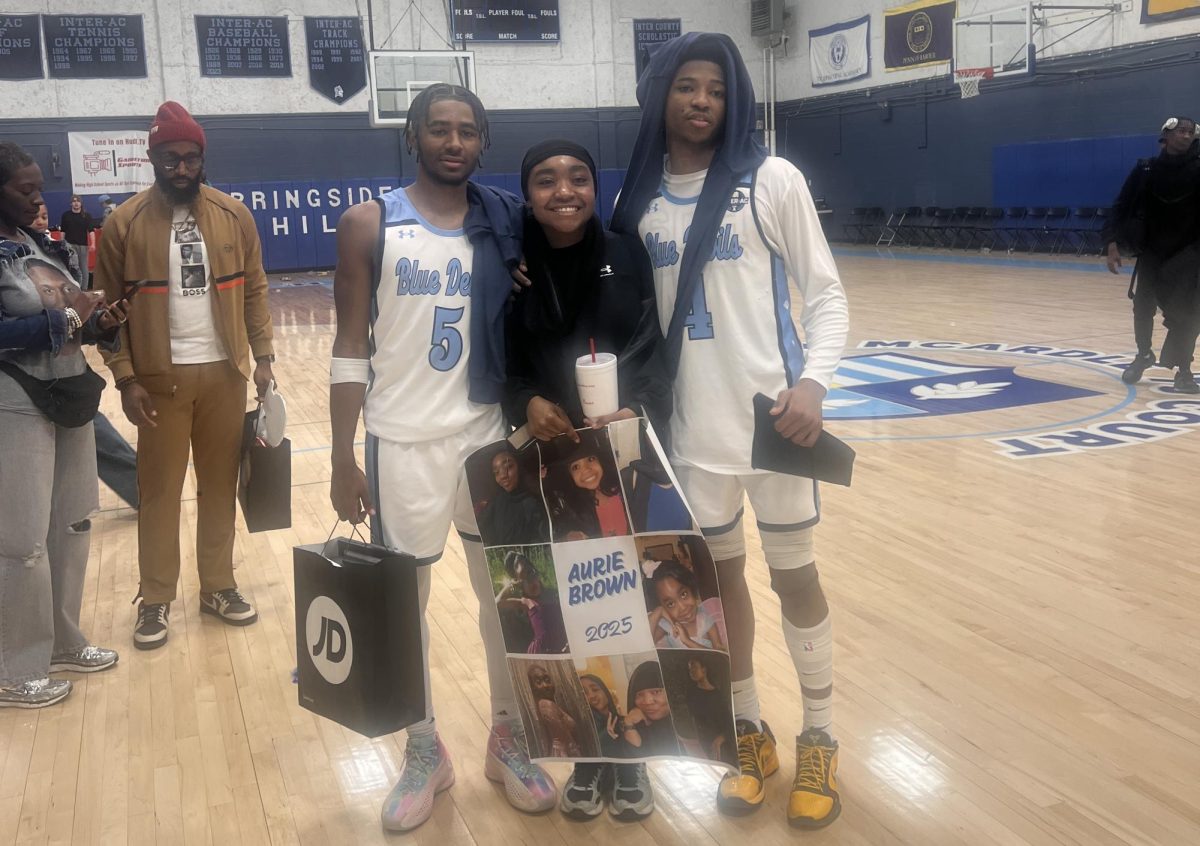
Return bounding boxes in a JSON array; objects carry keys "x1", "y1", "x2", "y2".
[
  {"x1": 1138, "y1": 252, "x2": 1200, "y2": 370},
  {"x1": 1131, "y1": 266, "x2": 1158, "y2": 355}
]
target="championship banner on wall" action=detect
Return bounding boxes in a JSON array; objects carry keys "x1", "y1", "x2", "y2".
[
  {"x1": 195, "y1": 16, "x2": 291, "y2": 78},
  {"x1": 809, "y1": 15, "x2": 870, "y2": 87},
  {"x1": 0, "y1": 15, "x2": 43, "y2": 80},
  {"x1": 884, "y1": 0, "x2": 956, "y2": 71},
  {"x1": 305, "y1": 17, "x2": 366, "y2": 104},
  {"x1": 68, "y1": 130, "x2": 153, "y2": 195},
  {"x1": 1142, "y1": 0, "x2": 1200, "y2": 22},
  {"x1": 42, "y1": 15, "x2": 147, "y2": 79},
  {"x1": 465, "y1": 418, "x2": 737, "y2": 766}
]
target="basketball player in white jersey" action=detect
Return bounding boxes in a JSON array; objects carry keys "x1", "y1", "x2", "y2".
[
  {"x1": 328, "y1": 84, "x2": 557, "y2": 833},
  {"x1": 611, "y1": 34, "x2": 850, "y2": 829}
]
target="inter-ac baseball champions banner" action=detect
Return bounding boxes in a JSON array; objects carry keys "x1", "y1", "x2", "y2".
[
  {"x1": 465, "y1": 418, "x2": 737, "y2": 766},
  {"x1": 809, "y1": 15, "x2": 871, "y2": 87},
  {"x1": 884, "y1": 0, "x2": 956, "y2": 71}
]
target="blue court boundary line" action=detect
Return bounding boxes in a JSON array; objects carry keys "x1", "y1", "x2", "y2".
[{"x1": 830, "y1": 247, "x2": 1133, "y2": 275}]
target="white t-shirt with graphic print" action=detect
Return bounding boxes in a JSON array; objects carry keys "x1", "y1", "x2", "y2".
[{"x1": 168, "y1": 206, "x2": 226, "y2": 364}]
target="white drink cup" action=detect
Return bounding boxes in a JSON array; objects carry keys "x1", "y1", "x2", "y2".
[{"x1": 575, "y1": 352, "x2": 619, "y2": 419}]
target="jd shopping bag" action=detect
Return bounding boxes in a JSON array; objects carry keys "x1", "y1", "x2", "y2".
[{"x1": 294, "y1": 534, "x2": 427, "y2": 737}]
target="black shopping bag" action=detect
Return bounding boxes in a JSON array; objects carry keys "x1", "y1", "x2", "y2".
[
  {"x1": 238, "y1": 410, "x2": 292, "y2": 532},
  {"x1": 294, "y1": 534, "x2": 427, "y2": 737}
]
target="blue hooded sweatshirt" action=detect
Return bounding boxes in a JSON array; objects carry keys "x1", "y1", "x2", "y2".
[{"x1": 609, "y1": 32, "x2": 768, "y2": 379}]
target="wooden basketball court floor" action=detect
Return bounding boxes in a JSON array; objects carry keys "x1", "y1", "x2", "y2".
[{"x1": 3, "y1": 248, "x2": 1199, "y2": 846}]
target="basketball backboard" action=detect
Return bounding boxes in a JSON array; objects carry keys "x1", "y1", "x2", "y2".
[
  {"x1": 953, "y1": 3, "x2": 1034, "y2": 76},
  {"x1": 367, "y1": 50, "x2": 476, "y2": 128}
]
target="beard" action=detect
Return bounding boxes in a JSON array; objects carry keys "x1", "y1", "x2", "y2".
[{"x1": 155, "y1": 169, "x2": 204, "y2": 205}]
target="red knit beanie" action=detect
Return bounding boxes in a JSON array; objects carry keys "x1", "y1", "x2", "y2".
[{"x1": 148, "y1": 101, "x2": 206, "y2": 151}]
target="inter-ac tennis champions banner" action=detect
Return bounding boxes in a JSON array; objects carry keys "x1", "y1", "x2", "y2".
[
  {"x1": 465, "y1": 418, "x2": 737, "y2": 766},
  {"x1": 810, "y1": 15, "x2": 870, "y2": 87},
  {"x1": 884, "y1": 0, "x2": 956, "y2": 71}
]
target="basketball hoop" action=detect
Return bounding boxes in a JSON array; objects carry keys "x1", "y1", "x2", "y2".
[{"x1": 954, "y1": 67, "x2": 993, "y2": 99}]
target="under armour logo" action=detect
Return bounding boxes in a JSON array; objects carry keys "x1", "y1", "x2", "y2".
[
  {"x1": 647, "y1": 202, "x2": 660, "y2": 214},
  {"x1": 397, "y1": 229, "x2": 416, "y2": 239},
  {"x1": 600, "y1": 264, "x2": 613, "y2": 276}
]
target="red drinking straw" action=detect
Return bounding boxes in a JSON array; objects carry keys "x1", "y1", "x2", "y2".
[{"x1": 589, "y1": 337, "x2": 596, "y2": 363}]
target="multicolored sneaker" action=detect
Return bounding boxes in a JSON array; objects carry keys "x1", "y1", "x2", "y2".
[
  {"x1": 716, "y1": 719, "x2": 779, "y2": 815},
  {"x1": 484, "y1": 722, "x2": 557, "y2": 813},
  {"x1": 787, "y1": 727, "x2": 841, "y2": 829},
  {"x1": 380, "y1": 734, "x2": 454, "y2": 832},
  {"x1": 610, "y1": 763, "x2": 654, "y2": 821},
  {"x1": 559, "y1": 762, "x2": 611, "y2": 820}
]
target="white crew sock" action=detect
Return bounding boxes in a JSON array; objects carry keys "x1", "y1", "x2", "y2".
[{"x1": 731, "y1": 675, "x2": 762, "y2": 729}]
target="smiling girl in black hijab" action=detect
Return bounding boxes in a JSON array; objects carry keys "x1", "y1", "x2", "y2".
[{"x1": 503, "y1": 140, "x2": 670, "y2": 443}]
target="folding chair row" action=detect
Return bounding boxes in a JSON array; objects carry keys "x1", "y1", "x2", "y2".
[{"x1": 865, "y1": 206, "x2": 1110, "y2": 254}]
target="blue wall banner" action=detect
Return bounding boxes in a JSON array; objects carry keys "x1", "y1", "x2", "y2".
[
  {"x1": 634, "y1": 19, "x2": 681, "y2": 80},
  {"x1": 42, "y1": 15, "x2": 147, "y2": 79},
  {"x1": 195, "y1": 16, "x2": 291, "y2": 78},
  {"x1": 0, "y1": 15, "x2": 43, "y2": 80},
  {"x1": 1141, "y1": 0, "x2": 1200, "y2": 22},
  {"x1": 884, "y1": 0, "x2": 956, "y2": 71},
  {"x1": 809, "y1": 16, "x2": 870, "y2": 87},
  {"x1": 305, "y1": 17, "x2": 366, "y2": 104}
]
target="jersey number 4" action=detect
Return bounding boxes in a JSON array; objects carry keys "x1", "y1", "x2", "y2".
[
  {"x1": 428, "y1": 306, "x2": 464, "y2": 371},
  {"x1": 684, "y1": 278, "x2": 714, "y2": 340}
]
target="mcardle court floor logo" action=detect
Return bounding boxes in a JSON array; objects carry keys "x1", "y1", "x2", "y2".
[{"x1": 827, "y1": 341, "x2": 1200, "y2": 458}]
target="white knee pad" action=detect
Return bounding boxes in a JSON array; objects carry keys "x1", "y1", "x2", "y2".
[
  {"x1": 704, "y1": 519, "x2": 746, "y2": 560},
  {"x1": 760, "y1": 527, "x2": 815, "y2": 572}
]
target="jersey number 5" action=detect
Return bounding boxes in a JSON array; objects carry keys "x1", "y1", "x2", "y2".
[
  {"x1": 429, "y1": 306, "x2": 464, "y2": 371},
  {"x1": 684, "y1": 278, "x2": 714, "y2": 340}
]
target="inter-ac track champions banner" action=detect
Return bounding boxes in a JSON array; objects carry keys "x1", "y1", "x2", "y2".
[
  {"x1": 465, "y1": 418, "x2": 737, "y2": 767},
  {"x1": 884, "y1": 0, "x2": 956, "y2": 71}
]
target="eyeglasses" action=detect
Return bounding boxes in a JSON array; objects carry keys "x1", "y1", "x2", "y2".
[{"x1": 156, "y1": 153, "x2": 204, "y2": 172}]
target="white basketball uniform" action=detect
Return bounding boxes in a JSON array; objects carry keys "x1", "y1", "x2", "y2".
[
  {"x1": 638, "y1": 156, "x2": 849, "y2": 533},
  {"x1": 365, "y1": 187, "x2": 504, "y2": 562}
]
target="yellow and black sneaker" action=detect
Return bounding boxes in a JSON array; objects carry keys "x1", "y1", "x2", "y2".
[
  {"x1": 787, "y1": 727, "x2": 841, "y2": 829},
  {"x1": 716, "y1": 719, "x2": 780, "y2": 815}
]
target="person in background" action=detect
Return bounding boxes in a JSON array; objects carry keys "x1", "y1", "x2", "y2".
[
  {"x1": 1105, "y1": 116, "x2": 1200, "y2": 392},
  {"x1": 0, "y1": 141, "x2": 122, "y2": 709},
  {"x1": 32, "y1": 200, "x2": 48, "y2": 235},
  {"x1": 58, "y1": 194, "x2": 95, "y2": 290},
  {"x1": 98, "y1": 194, "x2": 116, "y2": 222},
  {"x1": 94, "y1": 102, "x2": 276, "y2": 649}
]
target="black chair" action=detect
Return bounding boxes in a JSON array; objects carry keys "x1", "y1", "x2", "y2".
[
  {"x1": 843, "y1": 207, "x2": 869, "y2": 243},
  {"x1": 953, "y1": 207, "x2": 986, "y2": 249},
  {"x1": 1024, "y1": 207, "x2": 1049, "y2": 251},
  {"x1": 1081, "y1": 207, "x2": 1112, "y2": 256},
  {"x1": 976, "y1": 208, "x2": 1006, "y2": 251},
  {"x1": 997, "y1": 207, "x2": 1028, "y2": 252},
  {"x1": 1042, "y1": 206, "x2": 1071, "y2": 253},
  {"x1": 1067, "y1": 207, "x2": 1100, "y2": 256}
]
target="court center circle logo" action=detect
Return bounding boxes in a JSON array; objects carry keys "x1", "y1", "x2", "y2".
[
  {"x1": 829, "y1": 34, "x2": 848, "y2": 69},
  {"x1": 907, "y1": 12, "x2": 933, "y2": 54},
  {"x1": 306, "y1": 595, "x2": 353, "y2": 684}
]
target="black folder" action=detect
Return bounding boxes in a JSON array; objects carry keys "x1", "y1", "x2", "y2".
[{"x1": 751, "y1": 392, "x2": 856, "y2": 486}]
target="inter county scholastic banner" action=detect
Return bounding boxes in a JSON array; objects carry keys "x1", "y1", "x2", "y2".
[
  {"x1": 195, "y1": 16, "x2": 291, "y2": 78},
  {"x1": 634, "y1": 19, "x2": 681, "y2": 79},
  {"x1": 810, "y1": 15, "x2": 870, "y2": 87},
  {"x1": 465, "y1": 418, "x2": 737, "y2": 766},
  {"x1": 884, "y1": 0, "x2": 956, "y2": 71},
  {"x1": 1142, "y1": 0, "x2": 1200, "y2": 22},
  {"x1": 0, "y1": 15, "x2": 43, "y2": 80},
  {"x1": 305, "y1": 17, "x2": 366, "y2": 104},
  {"x1": 42, "y1": 15, "x2": 147, "y2": 79},
  {"x1": 450, "y1": 2, "x2": 560, "y2": 42},
  {"x1": 68, "y1": 131, "x2": 153, "y2": 195}
]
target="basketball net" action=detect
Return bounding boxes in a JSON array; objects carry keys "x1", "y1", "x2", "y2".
[{"x1": 954, "y1": 67, "x2": 993, "y2": 99}]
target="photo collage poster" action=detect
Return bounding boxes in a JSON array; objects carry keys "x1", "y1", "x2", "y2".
[{"x1": 465, "y1": 418, "x2": 737, "y2": 768}]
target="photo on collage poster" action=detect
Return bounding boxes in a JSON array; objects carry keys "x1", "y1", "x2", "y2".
[
  {"x1": 659, "y1": 650, "x2": 738, "y2": 767},
  {"x1": 537, "y1": 428, "x2": 631, "y2": 541},
  {"x1": 510, "y1": 656, "x2": 600, "y2": 759},
  {"x1": 637, "y1": 534, "x2": 727, "y2": 652},
  {"x1": 574, "y1": 652, "x2": 681, "y2": 758},
  {"x1": 610, "y1": 418, "x2": 695, "y2": 534},
  {"x1": 469, "y1": 440, "x2": 551, "y2": 548},
  {"x1": 485, "y1": 544, "x2": 568, "y2": 655}
]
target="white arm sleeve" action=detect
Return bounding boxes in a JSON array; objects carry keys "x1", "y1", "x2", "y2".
[{"x1": 755, "y1": 158, "x2": 849, "y2": 391}]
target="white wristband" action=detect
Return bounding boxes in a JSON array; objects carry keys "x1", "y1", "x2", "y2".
[{"x1": 330, "y1": 356, "x2": 370, "y2": 385}]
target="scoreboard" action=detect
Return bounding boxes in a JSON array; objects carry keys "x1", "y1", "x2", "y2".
[{"x1": 451, "y1": 2, "x2": 560, "y2": 42}]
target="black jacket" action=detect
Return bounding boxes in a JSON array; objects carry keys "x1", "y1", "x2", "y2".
[
  {"x1": 1105, "y1": 145, "x2": 1200, "y2": 259},
  {"x1": 503, "y1": 215, "x2": 671, "y2": 433}
]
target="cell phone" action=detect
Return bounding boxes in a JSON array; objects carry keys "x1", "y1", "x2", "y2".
[{"x1": 116, "y1": 281, "x2": 145, "y2": 306}]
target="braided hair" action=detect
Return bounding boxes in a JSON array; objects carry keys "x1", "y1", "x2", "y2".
[{"x1": 403, "y1": 83, "x2": 490, "y2": 155}]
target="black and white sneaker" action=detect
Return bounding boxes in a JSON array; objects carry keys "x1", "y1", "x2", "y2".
[
  {"x1": 199, "y1": 588, "x2": 258, "y2": 626},
  {"x1": 610, "y1": 763, "x2": 654, "y2": 821},
  {"x1": 134, "y1": 602, "x2": 170, "y2": 650},
  {"x1": 559, "y1": 762, "x2": 610, "y2": 820},
  {"x1": 1173, "y1": 369, "x2": 1200, "y2": 394}
]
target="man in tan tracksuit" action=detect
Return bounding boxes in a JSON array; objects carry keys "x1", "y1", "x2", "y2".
[{"x1": 96, "y1": 101, "x2": 275, "y2": 649}]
